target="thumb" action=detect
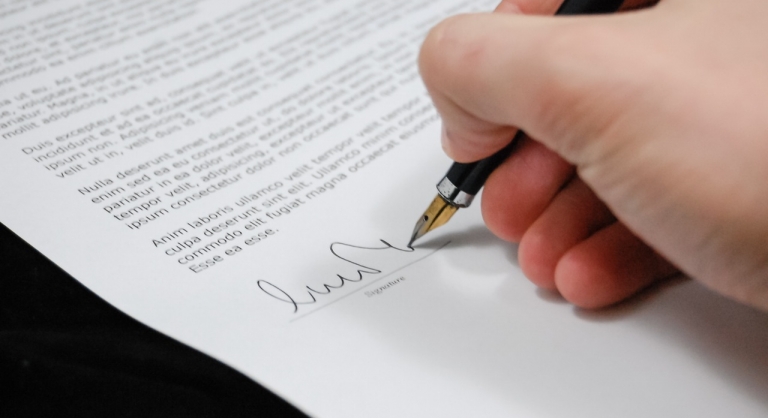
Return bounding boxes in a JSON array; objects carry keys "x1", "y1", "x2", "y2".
[{"x1": 419, "y1": 10, "x2": 651, "y2": 165}]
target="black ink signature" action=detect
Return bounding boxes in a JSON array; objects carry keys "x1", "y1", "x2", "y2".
[{"x1": 257, "y1": 240, "x2": 414, "y2": 314}]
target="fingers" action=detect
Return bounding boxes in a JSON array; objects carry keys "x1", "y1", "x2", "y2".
[
  {"x1": 481, "y1": 137, "x2": 574, "y2": 242},
  {"x1": 433, "y1": 0, "x2": 659, "y2": 163},
  {"x1": 421, "y1": 10, "x2": 643, "y2": 165},
  {"x1": 485, "y1": 145, "x2": 677, "y2": 307},
  {"x1": 489, "y1": 160, "x2": 677, "y2": 306},
  {"x1": 555, "y1": 222, "x2": 679, "y2": 309},
  {"x1": 518, "y1": 177, "x2": 615, "y2": 290},
  {"x1": 432, "y1": 0, "x2": 674, "y2": 309}
]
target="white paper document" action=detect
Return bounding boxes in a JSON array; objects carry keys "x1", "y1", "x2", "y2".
[{"x1": 2, "y1": 0, "x2": 768, "y2": 416}]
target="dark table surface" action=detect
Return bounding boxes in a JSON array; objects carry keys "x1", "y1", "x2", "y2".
[{"x1": 0, "y1": 222, "x2": 306, "y2": 417}]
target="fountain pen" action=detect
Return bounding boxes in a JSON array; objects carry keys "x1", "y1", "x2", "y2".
[{"x1": 408, "y1": 0, "x2": 625, "y2": 247}]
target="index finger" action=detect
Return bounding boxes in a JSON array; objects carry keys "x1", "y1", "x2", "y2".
[{"x1": 422, "y1": 0, "x2": 659, "y2": 163}]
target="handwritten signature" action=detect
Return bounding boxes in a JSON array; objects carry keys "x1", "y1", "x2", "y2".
[{"x1": 257, "y1": 240, "x2": 415, "y2": 314}]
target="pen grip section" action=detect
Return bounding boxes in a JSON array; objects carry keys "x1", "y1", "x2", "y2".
[{"x1": 444, "y1": 130, "x2": 525, "y2": 196}]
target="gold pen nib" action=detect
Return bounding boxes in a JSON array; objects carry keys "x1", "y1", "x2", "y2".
[{"x1": 408, "y1": 195, "x2": 458, "y2": 248}]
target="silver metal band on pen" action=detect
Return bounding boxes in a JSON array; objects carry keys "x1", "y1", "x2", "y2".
[{"x1": 436, "y1": 177, "x2": 474, "y2": 208}]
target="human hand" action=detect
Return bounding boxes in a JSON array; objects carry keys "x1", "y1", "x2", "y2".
[{"x1": 419, "y1": 0, "x2": 768, "y2": 310}]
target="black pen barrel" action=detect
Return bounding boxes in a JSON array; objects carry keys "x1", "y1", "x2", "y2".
[
  {"x1": 557, "y1": 0, "x2": 625, "y2": 15},
  {"x1": 444, "y1": 130, "x2": 524, "y2": 196}
]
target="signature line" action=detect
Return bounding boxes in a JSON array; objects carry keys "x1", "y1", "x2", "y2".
[{"x1": 290, "y1": 240, "x2": 451, "y2": 323}]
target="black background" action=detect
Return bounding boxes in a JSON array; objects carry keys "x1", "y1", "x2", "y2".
[{"x1": 0, "y1": 222, "x2": 306, "y2": 417}]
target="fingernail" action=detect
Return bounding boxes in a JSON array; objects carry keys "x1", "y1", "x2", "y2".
[{"x1": 494, "y1": 0, "x2": 522, "y2": 14}]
